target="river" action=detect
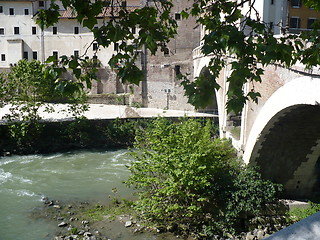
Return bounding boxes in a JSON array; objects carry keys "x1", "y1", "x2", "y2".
[{"x1": 0, "y1": 149, "x2": 136, "y2": 240}]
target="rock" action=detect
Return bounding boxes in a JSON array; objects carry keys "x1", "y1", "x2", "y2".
[
  {"x1": 84, "y1": 232, "x2": 92, "y2": 237},
  {"x1": 82, "y1": 220, "x2": 89, "y2": 225},
  {"x1": 256, "y1": 229, "x2": 265, "y2": 239},
  {"x1": 84, "y1": 236, "x2": 96, "y2": 240},
  {"x1": 53, "y1": 204, "x2": 61, "y2": 209},
  {"x1": 58, "y1": 221, "x2": 68, "y2": 227},
  {"x1": 245, "y1": 232, "x2": 255, "y2": 240},
  {"x1": 64, "y1": 236, "x2": 74, "y2": 240},
  {"x1": 78, "y1": 230, "x2": 85, "y2": 235},
  {"x1": 125, "y1": 221, "x2": 132, "y2": 227},
  {"x1": 54, "y1": 237, "x2": 64, "y2": 240},
  {"x1": 134, "y1": 227, "x2": 145, "y2": 233},
  {"x1": 156, "y1": 227, "x2": 166, "y2": 233}
]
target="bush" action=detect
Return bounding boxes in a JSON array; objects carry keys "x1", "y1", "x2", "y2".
[{"x1": 126, "y1": 118, "x2": 281, "y2": 238}]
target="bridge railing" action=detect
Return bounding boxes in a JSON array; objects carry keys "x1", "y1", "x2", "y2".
[
  {"x1": 197, "y1": 108, "x2": 219, "y2": 115},
  {"x1": 192, "y1": 45, "x2": 204, "y2": 59}
]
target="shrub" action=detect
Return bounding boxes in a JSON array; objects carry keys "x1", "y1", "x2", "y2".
[{"x1": 126, "y1": 118, "x2": 281, "y2": 238}]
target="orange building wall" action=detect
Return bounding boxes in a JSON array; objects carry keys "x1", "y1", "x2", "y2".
[{"x1": 289, "y1": 3, "x2": 320, "y2": 29}]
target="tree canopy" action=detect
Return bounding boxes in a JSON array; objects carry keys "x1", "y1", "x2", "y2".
[{"x1": 37, "y1": 0, "x2": 320, "y2": 113}]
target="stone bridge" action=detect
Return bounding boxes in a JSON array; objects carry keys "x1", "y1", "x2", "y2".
[{"x1": 193, "y1": 45, "x2": 320, "y2": 198}]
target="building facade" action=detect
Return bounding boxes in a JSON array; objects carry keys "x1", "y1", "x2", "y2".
[
  {"x1": 0, "y1": 0, "x2": 198, "y2": 110},
  {"x1": 288, "y1": 0, "x2": 320, "y2": 33}
]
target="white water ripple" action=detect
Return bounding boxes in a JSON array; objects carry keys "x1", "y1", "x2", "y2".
[
  {"x1": 0, "y1": 169, "x2": 13, "y2": 184},
  {"x1": 0, "y1": 159, "x2": 16, "y2": 167},
  {"x1": 0, "y1": 169, "x2": 33, "y2": 184}
]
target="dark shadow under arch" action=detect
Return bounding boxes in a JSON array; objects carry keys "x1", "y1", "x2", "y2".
[
  {"x1": 197, "y1": 67, "x2": 218, "y2": 114},
  {"x1": 250, "y1": 104, "x2": 320, "y2": 198}
]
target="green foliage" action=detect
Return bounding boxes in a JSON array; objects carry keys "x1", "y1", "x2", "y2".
[
  {"x1": 82, "y1": 200, "x2": 135, "y2": 222},
  {"x1": 126, "y1": 118, "x2": 281, "y2": 237},
  {"x1": 130, "y1": 101, "x2": 143, "y2": 108},
  {"x1": 0, "y1": 59, "x2": 89, "y2": 147},
  {"x1": 62, "y1": 116, "x2": 91, "y2": 146},
  {"x1": 69, "y1": 227, "x2": 78, "y2": 235},
  {"x1": 287, "y1": 202, "x2": 320, "y2": 223},
  {"x1": 104, "y1": 118, "x2": 150, "y2": 146},
  {"x1": 35, "y1": 2, "x2": 60, "y2": 30}
]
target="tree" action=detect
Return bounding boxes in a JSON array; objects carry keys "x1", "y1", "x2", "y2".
[
  {"x1": 0, "y1": 60, "x2": 88, "y2": 146},
  {"x1": 36, "y1": 0, "x2": 320, "y2": 113},
  {"x1": 126, "y1": 118, "x2": 281, "y2": 237},
  {"x1": 0, "y1": 59, "x2": 87, "y2": 121}
]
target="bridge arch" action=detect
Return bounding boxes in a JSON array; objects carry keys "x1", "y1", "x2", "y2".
[
  {"x1": 194, "y1": 64, "x2": 226, "y2": 134},
  {"x1": 243, "y1": 76, "x2": 320, "y2": 197}
]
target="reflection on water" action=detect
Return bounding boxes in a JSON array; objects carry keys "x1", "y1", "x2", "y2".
[{"x1": 0, "y1": 149, "x2": 134, "y2": 240}]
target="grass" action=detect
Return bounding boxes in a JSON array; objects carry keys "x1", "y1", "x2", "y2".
[
  {"x1": 81, "y1": 198, "x2": 136, "y2": 222},
  {"x1": 286, "y1": 201, "x2": 320, "y2": 223}
]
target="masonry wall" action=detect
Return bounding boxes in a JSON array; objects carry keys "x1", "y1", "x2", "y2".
[
  {"x1": 0, "y1": 0, "x2": 199, "y2": 110},
  {"x1": 137, "y1": 0, "x2": 200, "y2": 110},
  {"x1": 244, "y1": 65, "x2": 303, "y2": 148}
]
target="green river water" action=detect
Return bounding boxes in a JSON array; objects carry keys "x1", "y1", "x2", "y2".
[{"x1": 0, "y1": 149, "x2": 137, "y2": 240}]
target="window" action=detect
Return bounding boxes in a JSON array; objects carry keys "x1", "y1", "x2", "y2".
[
  {"x1": 131, "y1": 27, "x2": 136, "y2": 34},
  {"x1": 14, "y1": 27, "x2": 19, "y2": 35},
  {"x1": 175, "y1": 65, "x2": 181, "y2": 76},
  {"x1": 0, "y1": 6, "x2": 3, "y2": 13},
  {"x1": 0, "y1": 28, "x2": 4, "y2": 35},
  {"x1": 1, "y1": 54, "x2": 5, "y2": 61},
  {"x1": 121, "y1": 1, "x2": 127, "y2": 7},
  {"x1": 291, "y1": 0, "x2": 301, "y2": 8},
  {"x1": 74, "y1": 26, "x2": 79, "y2": 34},
  {"x1": 114, "y1": 42, "x2": 119, "y2": 51},
  {"x1": 24, "y1": 9, "x2": 29, "y2": 15},
  {"x1": 53, "y1": 26, "x2": 57, "y2": 34},
  {"x1": 52, "y1": 51, "x2": 58, "y2": 60},
  {"x1": 269, "y1": 22, "x2": 274, "y2": 31},
  {"x1": 308, "y1": 18, "x2": 316, "y2": 29},
  {"x1": 175, "y1": 13, "x2": 181, "y2": 21},
  {"x1": 9, "y1": 8, "x2": 14, "y2": 15},
  {"x1": 74, "y1": 50, "x2": 79, "y2": 57},
  {"x1": 163, "y1": 47, "x2": 169, "y2": 56},
  {"x1": 290, "y1": 17, "x2": 300, "y2": 28},
  {"x1": 271, "y1": 0, "x2": 274, "y2": 4},
  {"x1": 32, "y1": 51, "x2": 37, "y2": 60},
  {"x1": 23, "y1": 51, "x2": 28, "y2": 60},
  {"x1": 32, "y1": 26, "x2": 37, "y2": 35},
  {"x1": 93, "y1": 43, "x2": 98, "y2": 51},
  {"x1": 39, "y1": 1, "x2": 44, "y2": 7}
]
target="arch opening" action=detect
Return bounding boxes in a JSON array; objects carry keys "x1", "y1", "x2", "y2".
[
  {"x1": 250, "y1": 104, "x2": 320, "y2": 198},
  {"x1": 196, "y1": 67, "x2": 219, "y2": 115}
]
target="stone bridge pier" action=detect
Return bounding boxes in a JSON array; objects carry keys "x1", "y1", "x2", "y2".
[{"x1": 194, "y1": 47, "x2": 320, "y2": 198}]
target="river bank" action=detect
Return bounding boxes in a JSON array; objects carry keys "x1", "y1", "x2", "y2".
[
  {"x1": 32, "y1": 197, "x2": 185, "y2": 240},
  {"x1": 30, "y1": 196, "x2": 297, "y2": 240}
]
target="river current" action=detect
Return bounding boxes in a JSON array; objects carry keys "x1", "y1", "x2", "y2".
[{"x1": 0, "y1": 149, "x2": 134, "y2": 240}]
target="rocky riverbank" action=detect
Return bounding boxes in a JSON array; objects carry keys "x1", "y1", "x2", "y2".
[
  {"x1": 30, "y1": 197, "x2": 294, "y2": 240},
  {"x1": 32, "y1": 197, "x2": 183, "y2": 240}
]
